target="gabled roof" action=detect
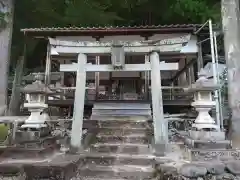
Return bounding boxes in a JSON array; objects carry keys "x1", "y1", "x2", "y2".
[{"x1": 21, "y1": 24, "x2": 213, "y2": 37}]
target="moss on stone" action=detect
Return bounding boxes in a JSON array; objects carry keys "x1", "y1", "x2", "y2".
[{"x1": 0, "y1": 124, "x2": 9, "y2": 142}]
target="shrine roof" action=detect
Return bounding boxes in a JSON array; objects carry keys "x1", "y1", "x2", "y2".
[{"x1": 21, "y1": 24, "x2": 215, "y2": 37}]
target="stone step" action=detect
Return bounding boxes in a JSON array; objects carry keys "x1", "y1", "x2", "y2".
[
  {"x1": 79, "y1": 164, "x2": 153, "y2": 179},
  {"x1": 92, "y1": 102, "x2": 151, "y2": 110},
  {"x1": 96, "y1": 134, "x2": 149, "y2": 144},
  {"x1": 82, "y1": 178, "x2": 129, "y2": 180},
  {"x1": 81, "y1": 152, "x2": 154, "y2": 166},
  {"x1": 85, "y1": 119, "x2": 152, "y2": 129},
  {"x1": 91, "y1": 102, "x2": 151, "y2": 121},
  {"x1": 90, "y1": 115, "x2": 151, "y2": 121},
  {"x1": 97, "y1": 127, "x2": 150, "y2": 136},
  {"x1": 91, "y1": 109, "x2": 151, "y2": 116},
  {"x1": 89, "y1": 143, "x2": 150, "y2": 154},
  {"x1": 92, "y1": 108, "x2": 151, "y2": 112}
]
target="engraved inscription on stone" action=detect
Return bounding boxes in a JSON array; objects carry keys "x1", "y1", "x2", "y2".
[{"x1": 190, "y1": 150, "x2": 240, "y2": 161}]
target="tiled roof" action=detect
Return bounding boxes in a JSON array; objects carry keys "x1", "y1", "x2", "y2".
[
  {"x1": 21, "y1": 24, "x2": 217, "y2": 37},
  {"x1": 21, "y1": 24, "x2": 206, "y2": 32}
]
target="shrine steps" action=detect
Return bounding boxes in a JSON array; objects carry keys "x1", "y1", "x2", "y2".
[{"x1": 79, "y1": 115, "x2": 155, "y2": 180}]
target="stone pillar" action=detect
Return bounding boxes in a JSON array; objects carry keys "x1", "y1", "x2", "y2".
[
  {"x1": 70, "y1": 53, "x2": 87, "y2": 152},
  {"x1": 150, "y1": 52, "x2": 167, "y2": 155}
]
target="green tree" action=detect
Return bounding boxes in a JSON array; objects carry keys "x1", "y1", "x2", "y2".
[{"x1": 11, "y1": 0, "x2": 221, "y2": 69}]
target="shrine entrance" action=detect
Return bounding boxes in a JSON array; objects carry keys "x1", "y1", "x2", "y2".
[
  {"x1": 48, "y1": 36, "x2": 192, "y2": 150},
  {"x1": 99, "y1": 78, "x2": 142, "y2": 100}
]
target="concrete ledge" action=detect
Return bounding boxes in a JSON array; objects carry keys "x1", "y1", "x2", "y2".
[{"x1": 0, "y1": 164, "x2": 23, "y2": 176}]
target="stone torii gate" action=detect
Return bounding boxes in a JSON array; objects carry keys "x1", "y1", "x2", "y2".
[{"x1": 48, "y1": 36, "x2": 194, "y2": 153}]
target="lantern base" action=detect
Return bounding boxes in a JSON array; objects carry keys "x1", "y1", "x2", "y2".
[
  {"x1": 24, "y1": 102, "x2": 48, "y2": 109},
  {"x1": 21, "y1": 123, "x2": 47, "y2": 129},
  {"x1": 193, "y1": 104, "x2": 218, "y2": 129},
  {"x1": 22, "y1": 111, "x2": 49, "y2": 129},
  {"x1": 183, "y1": 130, "x2": 232, "y2": 161},
  {"x1": 192, "y1": 123, "x2": 220, "y2": 131}
]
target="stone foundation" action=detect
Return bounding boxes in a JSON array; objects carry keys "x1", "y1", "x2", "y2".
[
  {"x1": 0, "y1": 153, "x2": 82, "y2": 180},
  {"x1": 154, "y1": 160, "x2": 240, "y2": 180}
]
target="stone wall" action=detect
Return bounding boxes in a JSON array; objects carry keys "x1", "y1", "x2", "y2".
[{"x1": 154, "y1": 161, "x2": 240, "y2": 180}]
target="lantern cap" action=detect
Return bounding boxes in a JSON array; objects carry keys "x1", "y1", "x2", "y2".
[
  {"x1": 184, "y1": 68, "x2": 220, "y2": 93},
  {"x1": 22, "y1": 73, "x2": 53, "y2": 94}
]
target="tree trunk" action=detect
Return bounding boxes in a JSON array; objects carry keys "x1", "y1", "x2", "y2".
[
  {"x1": 7, "y1": 56, "x2": 24, "y2": 115},
  {"x1": 221, "y1": 0, "x2": 240, "y2": 147},
  {"x1": 0, "y1": 0, "x2": 14, "y2": 114}
]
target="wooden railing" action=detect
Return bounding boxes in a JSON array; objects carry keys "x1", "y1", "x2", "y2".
[{"x1": 47, "y1": 86, "x2": 193, "y2": 102}]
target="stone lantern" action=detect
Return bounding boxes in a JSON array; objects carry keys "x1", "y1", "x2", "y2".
[
  {"x1": 183, "y1": 70, "x2": 231, "y2": 160},
  {"x1": 21, "y1": 74, "x2": 52, "y2": 129},
  {"x1": 185, "y1": 69, "x2": 220, "y2": 131}
]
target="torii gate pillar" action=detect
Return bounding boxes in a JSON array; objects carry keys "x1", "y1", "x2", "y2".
[
  {"x1": 150, "y1": 52, "x2": 167, "y2": 155},
  {"x1": 69, "y1": 53, "x2": 87, "y2": 153}
]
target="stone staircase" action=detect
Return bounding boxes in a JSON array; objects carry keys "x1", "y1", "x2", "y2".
[
  {"x1": 0, "y1": 103, "x2": 155, "y2": 179},
  {"x1": 80, "y1": 102, "x2": 154, "y2": 179}
]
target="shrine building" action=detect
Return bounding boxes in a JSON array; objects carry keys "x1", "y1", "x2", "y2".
[{"x1": 21, "y1": 24, "x2": 214, "y2": 114}]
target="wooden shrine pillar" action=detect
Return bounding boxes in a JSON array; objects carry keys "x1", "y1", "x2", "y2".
[
  {"x1": 197, "y1": 44, "x2": 204, "y2": 72},
  {"x1": 44, "y1": 44, "x2": 51, "y2": 103},
  {"x1": 144, "y1": 55, "x2": 150, "y2": 100},
  {"x1": 95, "y1": 56, "x2": 100, "y2": 99},
  {"x1": 44, "y1": 44, "x2": 51, "y2": 86}
]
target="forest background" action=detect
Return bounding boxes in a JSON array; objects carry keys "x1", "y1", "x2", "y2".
[{"x1": 10, "y1": 0, "x2": 220, "y2": 73}]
